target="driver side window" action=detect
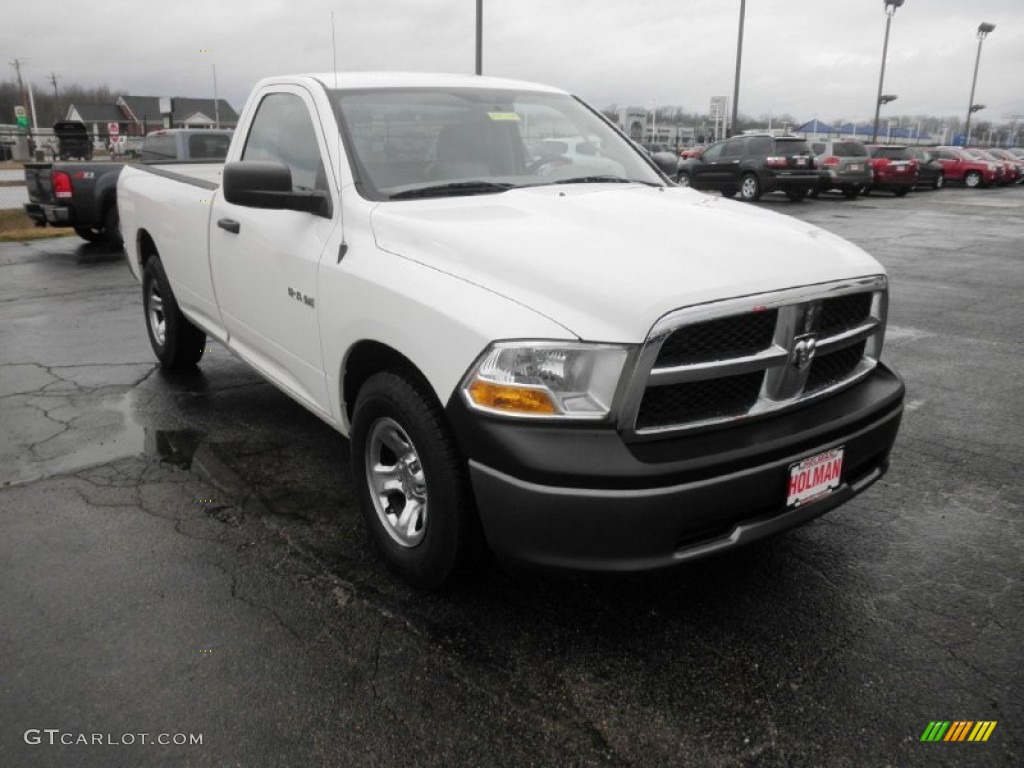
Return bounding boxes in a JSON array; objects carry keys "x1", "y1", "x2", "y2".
[
  {"x1": 701, "y1": 142, "x2": 725, "y2": 161},
  {"x1": 243, "y1": 93, "x2": 328, "y2": 192}
]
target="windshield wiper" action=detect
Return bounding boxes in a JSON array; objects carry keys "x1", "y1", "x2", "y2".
[
  {"x1": 552, "y1": 175, "x2": 663, "y2": 187},
  {"x1": 389, "y1": 181, "x2": 515, "y2": 200}
]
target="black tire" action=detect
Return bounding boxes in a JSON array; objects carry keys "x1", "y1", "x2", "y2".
[
  {"x1": 842, "y1": 188, "x2": 858, "y2": 199},
  {"x1": 104, "y1": 205, "x2": 123, "y2": 249},
  {"x1": 142, "y1": 256, "x2": 205, "y2": 369},
  {"x1": 809, "y1": 188, "x2": 820, "y2": 199},
  {"x1": 739, "y1": 173, "x2": 761, "y2": 202},
  {"x1": 720, "y1": 187, "x2": 737, "y2": 198},
  {"x1": 894, "y1": 187, "x2": 909, "y2": 197},
  {"x1": 74, "y1": 225, "x2": 105, "y2": 244},
  {"x1": 862, "y1": 187, "x2": 872, "y2": 196},
  {"x1": 964, "y1": 171, "x2": 982, "y2": 189},
  {"x1": 785, "y1": 188, "x2": 807, "y2": 202},
  {"x1": 351, "y1": 372, "x2": 479, "y2": 589},
  {"x1": 675, "y1": 172, "x2": 690, "y2": 187},
  {"x1": 934, "y1": 174, "x2": 944, "y2": 190}
]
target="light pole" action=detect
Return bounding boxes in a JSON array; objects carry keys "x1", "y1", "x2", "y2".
[
  {"x1": 475, "y1": 0, "x2": 483, "y2": 75},
  {"x1": 964, "y1": 22, "x2": 995, "y2": 146},
  {"x1": 211, "y1": 63, "x2": 220, "y2": 129},
  {"x1": 730, "y1": 0, "x2": 746, "y2": 137},
  {"x1": 872, "y1": 0, "x2": 905, "y2": 143}
]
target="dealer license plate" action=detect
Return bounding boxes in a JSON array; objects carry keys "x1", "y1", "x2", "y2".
[{"x1": 787, "y1": 447, "x2": 844, "y2": 508}]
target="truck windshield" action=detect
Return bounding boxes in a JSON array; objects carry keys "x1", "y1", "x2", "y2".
[{"x1": 330, "y1": 87, "x2": 663, "y2": 200}]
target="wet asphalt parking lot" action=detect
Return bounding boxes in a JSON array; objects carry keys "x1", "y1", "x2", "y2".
[{"x1": 1, "y1": 185, "x2": 1021, "y2": 767}]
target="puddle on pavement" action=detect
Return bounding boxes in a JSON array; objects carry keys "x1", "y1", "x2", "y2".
[{"x1": 5, "y1": 388, "x2": 206, "y2": 486}]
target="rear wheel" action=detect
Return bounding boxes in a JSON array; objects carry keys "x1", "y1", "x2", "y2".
[
  {"x1": 933, "y1": 174, "x2": 944, "y2": 190},
  {"x1": 73, "y1": 225, "x2": 105, "y2": 244},
  {"x1": 675, "y1": 171, "x2": 690, "y2": 187},
  {"x1": 104, "y1": 206, "x2": 122, "y2": 249},
  {"x1": 894, "y1": 187, "x2": 909, "y2": 197},
  {"x1": 351, "y1": 372, "x2": 480, "y2": 589},
  {"x1": 739, "y1": 173, "x2": 761, "y2": 202},
  {"x1": 142, "y1": 256, "x2": 205, "y2": 369},
  {"x1": 842, "y1": 188, "x2": 858, "y2": 199},
  {"x1": 964, "y1": 171, "x2": 982, "y2": 188}
]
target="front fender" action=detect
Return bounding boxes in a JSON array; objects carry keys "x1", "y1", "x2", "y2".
[{"x1": 319, "y1": 245, "x2": 574, "y2": 436}]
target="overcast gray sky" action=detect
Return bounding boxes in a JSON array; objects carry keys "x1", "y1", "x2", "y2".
[{"x1": 6, "y1": 0, "x2": 1023, "y2": 123}]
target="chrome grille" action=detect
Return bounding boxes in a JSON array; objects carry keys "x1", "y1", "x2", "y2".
[
  {"x1": 806, "y1": 340, "x2": 866, "y2": 393},
  {"x1": 654, "y1": 310, "x2": 778, "y2": 367},
  {"x1": 619, "y1": 276, "x2": 888, "y2": 438},
  {"x1": 636, "y1": 371, "x2": 764, "y2": 429}
]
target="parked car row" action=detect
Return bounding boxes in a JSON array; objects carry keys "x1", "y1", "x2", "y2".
[{"x1": 674, "y1": 134, "x2": 1024, "y2": 203}]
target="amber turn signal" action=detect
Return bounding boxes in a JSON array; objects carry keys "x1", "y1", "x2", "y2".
[{"x1": 467, "y1": 380, "x2": 558, "y2": 415}]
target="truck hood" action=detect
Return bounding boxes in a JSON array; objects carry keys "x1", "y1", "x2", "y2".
[{"x1": 370, "y1": 185, "x2": 884, "y2": 342}]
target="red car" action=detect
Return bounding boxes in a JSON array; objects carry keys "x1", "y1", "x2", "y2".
[
  {"x1": 985, "y1": 148, "x2": 1024, "y2": 183},
  {"x1": 932, "y1": 147, "x2": 999, "y2": 188},
  {"x1": 970, "y1": 149, "x2": 1019, "y2": 185},
  {"x1": 865, "y1": 145, "x2": 918, "y2": 196}
]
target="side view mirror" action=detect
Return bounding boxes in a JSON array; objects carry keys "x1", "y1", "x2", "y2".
[
  {"x1": 223, "y1": 161, "x2": 331, "y2": 218},
  {"x1": 650, "y1": 151, "x2": 679, "y2": 178}
]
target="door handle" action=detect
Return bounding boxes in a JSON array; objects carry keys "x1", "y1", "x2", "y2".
[{"x1": 217, "y1": 218, "x2": 240, "y2": 234}]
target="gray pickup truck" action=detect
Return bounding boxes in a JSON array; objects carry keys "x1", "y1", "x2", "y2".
[{"x1": 24, "y1": 128, "x2": 232, "y2": 247}]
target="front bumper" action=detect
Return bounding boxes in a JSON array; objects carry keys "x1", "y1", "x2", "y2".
[{"x1": 450, "y1": 364, "x2": 904, "y2": 572}]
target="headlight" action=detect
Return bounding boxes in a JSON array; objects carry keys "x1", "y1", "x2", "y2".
[{"x1": 461, "y1": 341, "x2": 632, "y2": 419}]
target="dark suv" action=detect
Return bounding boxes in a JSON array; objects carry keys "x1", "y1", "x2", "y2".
[{"x1": 677, "y1": 134, "x2": 818, "y2": 202}]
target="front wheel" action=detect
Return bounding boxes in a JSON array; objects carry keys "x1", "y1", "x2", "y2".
[
  {"x1": 351, "y1": 372, "x2": 480, "y2": 589},
  {"x1": 739, "y1": 173, "x2": 761, "y2": 202},
  {"x1": 964, "y1": 171, "x2": 982, "y2": 188},
  {"x1": 142, "y1": 256, "x2": 205, "y2": 369},
  {"x1": 933, "y1": 174, "x2": 944, "y2": 190},
  {"x1": 675, "y1": 172, "x2": 690, "y2": 187}
]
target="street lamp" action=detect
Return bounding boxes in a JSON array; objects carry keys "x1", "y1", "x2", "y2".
[
  {"x1": 730, "y1": 0, "x2": 746, "y2": 137},
  {"x1": 872, "y1": 0, "x2": 905, "y2": 143},
  {"x1": 964, "y1": 22, "x2": 995, "y2": 146}
]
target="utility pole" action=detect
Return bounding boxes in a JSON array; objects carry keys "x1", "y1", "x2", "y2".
[
  {"x1": 11, "y1": 59, "x2": 38, "y2": 132},
  {"x1": 50, "y1": 72, "x2": 62, "y2": 122}
]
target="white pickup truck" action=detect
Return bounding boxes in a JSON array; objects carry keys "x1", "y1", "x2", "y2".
[{"x1": 118, "y1": 72, "x2": 904, "y2": 588}]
